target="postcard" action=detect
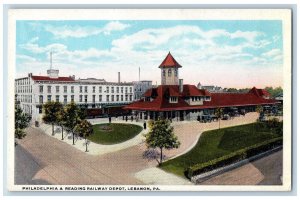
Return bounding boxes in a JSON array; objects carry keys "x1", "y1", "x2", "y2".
[{"x1": 7, "y1": 8, "x2": 292, "y2": 192}]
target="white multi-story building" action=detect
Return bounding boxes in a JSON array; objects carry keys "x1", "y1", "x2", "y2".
[
  {"x1": 133, "y1": 80, "x2": 153, "y2": 101},
  {"x1": 15, "y1": 68, "x2": 134, "y2": 121}
]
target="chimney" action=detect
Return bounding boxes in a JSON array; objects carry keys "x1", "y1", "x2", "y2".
[
  {"x1": 179, "y1": 79, "x2": 183, "y2": 93},
  {"x1": 118, "y1": 72, "x2": 120, "y2": 83}
]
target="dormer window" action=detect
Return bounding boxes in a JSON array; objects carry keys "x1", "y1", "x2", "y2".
[
  {"x1": 163, "y1": 70, "x2": 166, "y2": 77},
  {"x1": 169, "y1": 96, "x2": 178, "y2": 103},
  {"x1": 205, "y1": 96, "x2": 211, "y2": 101},
  {"x1": 168, "y1": 69, "x2": 172, "y2": 77}
]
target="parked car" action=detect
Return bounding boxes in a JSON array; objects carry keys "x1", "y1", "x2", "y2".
[
  {"x1": 200, "y1": 115, "x2": 212, "y2": 123},
  {"x1": 259, "y1": 113, "x2": 267, "y2": 122},
  {"x1": 222, "y1": 114, "x2": 230, "y2": 120}
]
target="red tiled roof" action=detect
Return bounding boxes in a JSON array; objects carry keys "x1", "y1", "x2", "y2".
[
  {"x1": 159, "y1": 52, "x2": 182, "y2": 68},
  {"x1": 258, "y1": 89, "x2": 270, "y2": 97},
  {"x1": 31, "y1": 76, "x2": 75, "y2": 82},
  {"x1": 248, "y1": 87, "x2": 270, "y2": 97},
  {"x1": 124, "y1": 85, "x2": 278, "y2": 111},
  {"x1": 182, "y1": 85, "x2": 210, "y2": 96}
]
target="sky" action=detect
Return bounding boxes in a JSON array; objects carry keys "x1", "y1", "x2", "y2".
[{"x1": 16, "y1": 20, "x2": 283, "y2": 88}]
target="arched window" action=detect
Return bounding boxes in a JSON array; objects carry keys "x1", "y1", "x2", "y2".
[
  {"x1": 174, "y1": 69, "x2": 178, "y2": 77},
  {"x1": 168, "y1": 69, "x2": 172, "y2": 77},
  {"x1": 162, "y1": 70, "x2": 166, "y2": 77}
]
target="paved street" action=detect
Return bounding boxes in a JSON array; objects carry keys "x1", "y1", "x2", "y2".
[
  {"x1": 14, "y1": 112, "x2": 282, "y2": 185},
  {"x1": 15, "y1": 127, "x2": 155, "y2": 185},
  {"x1": 199, "y1": 150, "x2": 283, "y2": 185}
]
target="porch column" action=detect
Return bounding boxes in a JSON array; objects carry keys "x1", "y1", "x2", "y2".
[
  {"x1": 147, "y1": 111, "x2": 150, "y2": 120},
  {"x1": 183, "y1": 110, "x2": 186, "y2": 121},
  {"x1": 153, "y1": 112, "x2": 156, "y2": 121},
  {"x1": 142, "y1": 112, "x2": 145, "y2": 120}
]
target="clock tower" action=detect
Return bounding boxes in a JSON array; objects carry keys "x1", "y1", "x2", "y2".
[{"x1": 159, "y1": 52, "x2": 182, "y2": 85}]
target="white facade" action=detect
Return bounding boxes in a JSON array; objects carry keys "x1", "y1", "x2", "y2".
[
  {"x1": 15, "y1": 72, "x2": 134, "y2": 122},
  {"x1": 133, "y1": 80, "x2": 153, "y2": 101}
]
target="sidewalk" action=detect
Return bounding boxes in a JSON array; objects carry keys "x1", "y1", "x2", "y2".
[{"x1": 37, "y1": 118, "x2": 148, "y2": 155}]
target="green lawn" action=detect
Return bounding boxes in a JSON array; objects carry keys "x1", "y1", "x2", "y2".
[
  {"x1": 88, "y1": 123, "x2": 143, "y2": 145},
  {"x1": 160, "y1": 122, "x2": 282, "y2": 177}
]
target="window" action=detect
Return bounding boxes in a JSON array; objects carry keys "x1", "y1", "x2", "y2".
[
  {"x1": 125, "y1": 87, "x2": 128, "y2": 93},
  {"x1": 56, "y1": 95, "x2": 59, "y2": 102},
  {"x1": 92, "y1": 95, "x2": 95, "y2": 103},
  {"x1": 99, "y1": 86, "x2": 102, "y2": 93},
  {"x1": 93, "y1": 86, "x2": 95, "y2": 93},
  {"x1": 85, "y1": 86, "x2": 88, "y2": 93},
  {"x1": 56, "y1": 86, "x2": 59, "y2": 93},
  {"x1": 39, "y1": 107, "x2": 42, "y2": 114},
  {"x1": 99, "y1": 95, "x2": 102, "y2": 102},
  {"x1": 106, "y1": 95, "x2": 109, "y2": 102},
  {"x1": 71, "y1": 95, "x2": 74, "y2": 102},
  {"x1": 64, "y1": 86, "x2": 67, "y2": 93},
  {"x1": 125, "y1": 95, "x2": 128, "y2": 101},
  {"x1": 116, "y1": 95, "x2": 119, "y2": 101},
  {"x1": 116, "y1": 87, "x2": 119, "y2": 93},
  {"x1": 121, "y1": 95, "x2": 123, "y2": 101},
  {"x1": 130, "y1": 87, "x2": 132, "y2": 93},
  {"x1": 47, "y1": 95, "x2": 51, "y2": 102},
  {"x1": 168, "y1": 69, "x2": 172, "y2": 77},
  {"x1": 84, "y1": 95, "x2": 88, "y2": 103},
  {"x1": 106, "y1": 86, "x2": 109, "y2": 93},
  {"x1": 39, "y1": 95, "x2": 43, "y2": 103},
  {"x1": 174, "y1": 69, "x2": 178, "y2": 77},
  {"x1": 129, "y1": 95, "x2": 132, "y2": 101},
  {"x1": 64, "y1": 95, "x2": 67, "y2": 104},
  {"x1": 163, "y1": 69, "x2": 166, "y2": 77},
  {"x1": 80, "y1": 86, "x2": 83, "y2": 93},
  {"x1": 111, "y1": 87, "x2": 114, "y2": 93},
  {"x1": 111, "y1": 95, "x2": 114, "y2": 102},
  {"x1": 170, "y1": 97, "x2": 177, "y2": 102},
  {"x1": 47, "y1": 86, "x2": 51, "y2": 93},
  {"x1": 79, "y1": 95, "x2": 83, "y2": 102},
  {"x1": 121, "y1": 87, "x2": 124, "y2": 93},
  {"x1": 71, "y1": 86, "x2": 74, "y2": 93}
]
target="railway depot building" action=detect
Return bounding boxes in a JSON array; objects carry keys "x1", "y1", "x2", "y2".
[{"x1": 124, "y1": 52, "x2": 279, "y2": 121}]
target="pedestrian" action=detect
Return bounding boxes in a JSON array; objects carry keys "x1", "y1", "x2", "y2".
[
  {"x1": 109, "y1": 116, "x2": 111, "y2": 123},
  {"x1": 131, "y1": 115, "x2": 133, "y2": 122},
  {"x1": 125, "y1": 115, "x2": 128, "y2": 122},
  {"x1": 143, "y1": 121, "x2": 147, "y2": 130}
]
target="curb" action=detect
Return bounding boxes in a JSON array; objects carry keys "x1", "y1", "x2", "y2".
[{"x1": 191, "y1": 145, "x2": 283, "y2": 184}]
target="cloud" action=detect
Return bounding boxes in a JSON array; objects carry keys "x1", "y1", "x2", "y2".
[
  {"x1": 16, "y1": 23, "x2": 283, "y2": 88},
  {"x1": 262, "y1": 48, "x2": 281, "y2": 57},
  {"x1": 44, "y1": 21, "x2": 130, "y2": 38}
]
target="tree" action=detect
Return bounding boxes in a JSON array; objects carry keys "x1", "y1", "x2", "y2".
[
  {"x1": 63, "y1": 102, "x2": 85, "y2": 145},
  {"x1": 56, "y1": 106, "x2": 68, "y2": 140},
  {"x1": 75, "y1": 119, "x2": 93, "y2": 152},
  {"x1": 264, "y1": 86, "x2": 283, "y2": 98},
  {"x1": 215, "y1": 107, "x2": 224, "y2": 129},
  {"x1": 42, "y1": 101, "x2": 63, "y2": 136},
  {"x1": 15, "y1": 105, "x2": 31, "y2": 139},
  {"x1": 144, "y1": 119, "x2": 180, "y2": 165}
]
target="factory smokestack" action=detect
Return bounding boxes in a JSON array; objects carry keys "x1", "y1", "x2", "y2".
[
  {"x1": 118, "y1": 72, "x2": 120, "y2": 83},
  {"x1": 139, "y1": 67, "x2": 140, "y2": 82}
]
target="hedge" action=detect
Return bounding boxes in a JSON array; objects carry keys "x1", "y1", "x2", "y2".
[{"x1": 185, "y1": 136, "x2": 283, "y2": 179}]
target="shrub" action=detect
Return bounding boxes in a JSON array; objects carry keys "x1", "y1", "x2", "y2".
[{"x1": 185, "y1": 137, "x2": 282, "y2": 179}]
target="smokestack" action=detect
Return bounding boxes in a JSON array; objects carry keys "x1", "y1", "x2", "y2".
[
  {"x1": 139, "y1": 67, "x2": 140, "y2": 82},
  {"x1": 118, "y1": 72, "x2": 120, "y2": 83},
  {"x1": 179, "y1": 79, "x2": 183, "y2": 93}
]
